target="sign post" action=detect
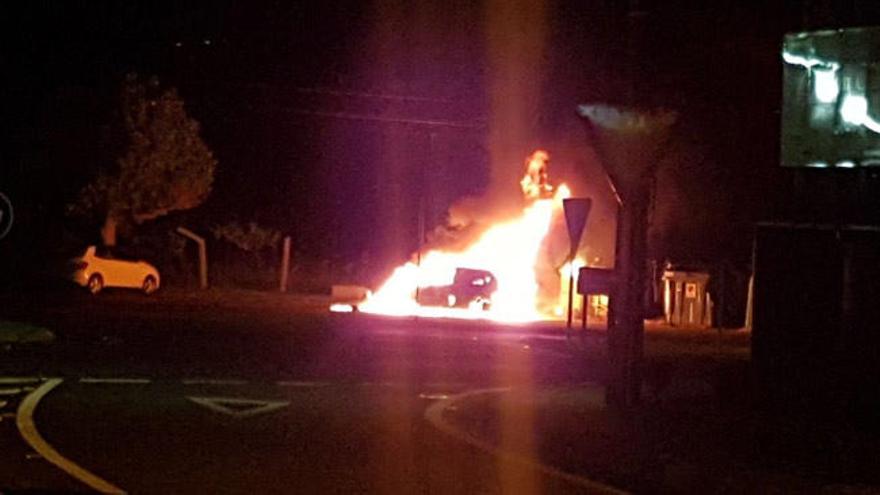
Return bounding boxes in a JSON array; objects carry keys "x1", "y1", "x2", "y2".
[
  {"x1": 176, "y1": 227, "x2": 208, "y2": 290},
  {"x1": 279, "y1": 236, "x2": 291, "y2": 293},
  {"x1": 577, "y1": 267, "x2": 618, "y2": 330},
  {"x1": 562, "y1": 198, "x2": 592, "y2": 328},
  {"x1": 578, "y1": 104, "x2": 676, "y2": 410}
]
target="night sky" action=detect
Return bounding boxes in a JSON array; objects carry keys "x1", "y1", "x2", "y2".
[{"x1": 4, "y1": 0, "x2": 880, "y2": 284}]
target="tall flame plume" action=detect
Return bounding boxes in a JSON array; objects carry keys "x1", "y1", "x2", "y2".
[{"x1": 351, "y1": 150, "x2": 571, "y2": 322}]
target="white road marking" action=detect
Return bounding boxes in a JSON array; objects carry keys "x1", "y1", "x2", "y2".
[
  {"x1": 0, "y1": 377, "x2": 42, "y2": 384},
  {"x1": 0, "y1": 387, "x2": 23, "y2": 395},
  {"x1": 424, "y1": 387, "x2": 627, "y2": 495},
  {"x1": 17, "y1": 378, "x2": 126, "y2": 494},
  {"x1": 187, "y1": 396, "x2": 290, "y2": 418},
  {"x1": 79, "y1": 378, "x2": 151, "y2": 384},
  {"x1": 418, "y1": 393, "x2": 449, "y2": 400},
  {"x1": 182, "y1": 379, "x2": 249, "y2": 386}
]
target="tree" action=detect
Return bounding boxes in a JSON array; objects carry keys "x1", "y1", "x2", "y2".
[
  {"x1": 72, "y1": 74, "x2": 216, "y2": 247},
  {"x1": 212, "y1": 221, "x2": 280, "y2": 268}
]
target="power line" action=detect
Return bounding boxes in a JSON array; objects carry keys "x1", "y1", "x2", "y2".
[
  {"x1": 291, "y1": 86, "x2": 455, "y2": 104},
  {"x1": 281, "y1": 108, "x2": 485, "y2": 129},
  {"x1": 181, "y1": 80, "x2": 458, "y2": 104}
]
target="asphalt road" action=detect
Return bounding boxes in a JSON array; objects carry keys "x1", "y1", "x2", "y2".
[{"x1": 0, "y1": 290, "x2": 615, "y2": 494}]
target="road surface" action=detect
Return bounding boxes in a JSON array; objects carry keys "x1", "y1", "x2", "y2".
[{"x1": 0, "y1": 290, "x2": 617, "y2": 494}]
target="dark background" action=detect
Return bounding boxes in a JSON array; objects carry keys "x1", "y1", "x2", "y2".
[{"x1": 3, "y1": 0, "x2": 880, "y2": 292}]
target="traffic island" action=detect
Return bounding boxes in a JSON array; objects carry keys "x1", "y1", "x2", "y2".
[
  {"x1": 432, "y1": 381, "x2": 880, "y2": 493},
  {"x1": 0, "y1": 320, "x2": 55, "y2": 346}
]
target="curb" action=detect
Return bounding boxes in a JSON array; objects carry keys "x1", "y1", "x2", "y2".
[{"x1": 424, "y1": 387, "x2": 627, "y2": 495}]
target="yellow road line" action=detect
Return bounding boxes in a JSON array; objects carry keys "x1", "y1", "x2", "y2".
[{"x1": 17, "y1": 378, "x2": 126, "y2": 494}]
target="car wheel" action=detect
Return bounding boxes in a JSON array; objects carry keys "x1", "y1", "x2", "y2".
[
  {"x1": 87, "y1": 274, "x2": 103, "y2": 295},
  {"x1": 142, "y1": 275, "x2": 158, "y2": 295}
]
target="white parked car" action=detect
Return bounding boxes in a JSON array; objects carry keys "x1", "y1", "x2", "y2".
[{"x1": 69, "y1": 246, "x2": 161, "y2": 295}]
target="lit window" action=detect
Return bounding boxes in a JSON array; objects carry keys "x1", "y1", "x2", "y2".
[
  {"x1": 813, "y1": 68, "x2": 839, "y2": 103},
  {"x1": 841, "y1": 94, "x2": 868, "y2": 125}
]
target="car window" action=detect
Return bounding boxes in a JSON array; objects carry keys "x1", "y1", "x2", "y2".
[{"x1": 95, "y1": 246, "x2": 114, "y2": 258}]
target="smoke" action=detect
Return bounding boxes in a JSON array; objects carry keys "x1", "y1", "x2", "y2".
[
  {"x1": 485, "y1": 0, "x2": 550, "y2": 210},
  {"x1": 357, "y1": 0, "x2": 618, "y2": 313},
  {"x1": 419, "y1": 0, "x2": 551, "y2": 248}
]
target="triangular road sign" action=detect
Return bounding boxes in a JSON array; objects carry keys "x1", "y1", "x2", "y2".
[
  {"x1": 563, "y1": 198, "x2": 592, "y2": 259},
  {"x1": 188, "y1": 396, "x2": 290, "y2": 418}
]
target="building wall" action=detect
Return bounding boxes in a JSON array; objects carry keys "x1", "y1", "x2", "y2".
[{"x1": 753, "y1": 223, "x2": 880, "y2": 428}]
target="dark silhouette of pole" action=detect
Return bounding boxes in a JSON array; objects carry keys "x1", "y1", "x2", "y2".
[
  {"x1": 578, "y1": 104, "x2": 676, "y2": 410},
  {"x1": 567, "y1": 267, "x2": 575, "y2": 328}
]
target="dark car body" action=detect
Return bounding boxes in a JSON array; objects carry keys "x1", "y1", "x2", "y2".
[{"x1": 417, "y1": 268, "x2": 498, "y2": 310}]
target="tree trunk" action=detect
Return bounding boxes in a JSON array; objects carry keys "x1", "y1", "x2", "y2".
[{"x1": 101, "y1": 214, "x2": 119, "y2": 247}]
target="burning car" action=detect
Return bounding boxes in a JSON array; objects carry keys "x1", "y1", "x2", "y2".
[
  {"x1": 348, "y1": 149, "x2": 573, "y2": 322},
  {"x1": 416, "y1": 268, "x2": 498, "y2": 311}
]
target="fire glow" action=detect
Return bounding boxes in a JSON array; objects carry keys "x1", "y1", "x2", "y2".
[{"x1": 345, "y1": 150, "x2": 574, "y2": 322}]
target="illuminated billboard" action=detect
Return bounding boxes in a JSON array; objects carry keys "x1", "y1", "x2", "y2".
[{"x1": 781, "y1": 26, "x2": 880, "y2": 168}]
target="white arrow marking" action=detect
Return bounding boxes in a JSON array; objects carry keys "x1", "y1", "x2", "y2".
[
  {"x1": 418, "y1": 393, "x2": 450, "y2": 400},
  {"x1": 187, "y1": 396, "x2": 289, "y2": 418}
]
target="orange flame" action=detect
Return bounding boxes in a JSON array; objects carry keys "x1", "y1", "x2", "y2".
[
  {"x1": 520, "y1": 149, "x2": 553, "y2": 200},
  {"x1": 354, "y1": 150, "x2": 571, "y2": 322}
]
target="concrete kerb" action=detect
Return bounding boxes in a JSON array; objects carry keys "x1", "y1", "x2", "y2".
[
  {"x1": 0, "y1": 321, "x2": 55, "y2": 345},
  {"x1": 424, "y1": 386, "x2": 627, "y2": 495}
]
